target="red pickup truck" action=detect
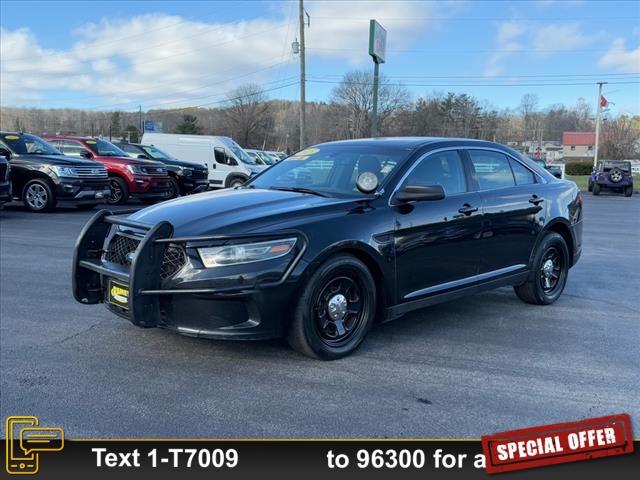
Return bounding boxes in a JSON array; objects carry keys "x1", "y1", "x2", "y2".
[{"x1": 45, "y1": 136, "x2": 171, "y2": 204}]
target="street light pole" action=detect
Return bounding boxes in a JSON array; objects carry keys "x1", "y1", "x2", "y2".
[
  {"x1": 298, "y1": 0, "x2": 307, "y2": 149},
  {"x1": 593, "y1": 81, "x2": 607, "y2": 169}
]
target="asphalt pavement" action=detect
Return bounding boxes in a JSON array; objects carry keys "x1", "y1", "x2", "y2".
[{"x1": 1, "y1": 194, "x2": 638, "y2": 438}]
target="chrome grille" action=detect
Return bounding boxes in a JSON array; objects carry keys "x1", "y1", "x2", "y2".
[
  {"x1": 105, "y1": 234, "x2": 187, "y2": 279},
  {"x1": 142, "y1": 165, "x2": 168, "y2": 176},
  {"x1": 72, "y1": 166, "x2": 108, "y2": 178}
]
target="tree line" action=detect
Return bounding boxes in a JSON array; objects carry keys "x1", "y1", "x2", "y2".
[{"x1": 1, "y1": 70, "x2": 638, "y2": 159}]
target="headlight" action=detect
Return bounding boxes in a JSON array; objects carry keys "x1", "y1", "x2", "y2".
[
  {"x1": 198, "y1": 238, "x2": 297, "y2": 268},
  {"x1": 50, "y1": 166, "x2": 78, "y2": 177},
  {"x1": 126, "y1": 165, "x2": 146, "y2": 174},
  {"x1": 182, "y1": 168, "x2": 193, "y2": 177}
]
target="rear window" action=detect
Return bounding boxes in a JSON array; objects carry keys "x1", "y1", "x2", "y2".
[
  {"x1": 603, "y1": 161, "x2": 630, "y2": 172},
  {"x1": 469, "y1": 150, "x2": 515, "y2": 190}
]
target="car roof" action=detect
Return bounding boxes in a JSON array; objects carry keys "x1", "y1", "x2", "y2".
[{"x1": 314, "y1": 137, "x2": 512, "y2": 150}]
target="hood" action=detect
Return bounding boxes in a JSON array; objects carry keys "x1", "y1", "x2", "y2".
[
  {"x1": 128, "y1": 188, "x2": 354, "y2": 237},
  {"x1": 98, "y1": 155, "x2": 165, "y2": 167},
  {"x1": 16, "y1": 154, "x2": 100, "y2": 166},
  {"x1": 159, "y1": 158, "x2": 207, "y2": 170}
]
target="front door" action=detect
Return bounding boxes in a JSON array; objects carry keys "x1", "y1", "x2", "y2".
[
  {"x1": 211, "y1": 147, "x2": 232, "y2": 187},
  {"x1": 393, "y1": 149, "x2": 484, "y2": 302}
]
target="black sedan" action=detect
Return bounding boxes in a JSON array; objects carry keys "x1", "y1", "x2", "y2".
[
  {"x1": 73, "y1": 138, "x2": 583, "y2": 359},
  {"x1": 115, "y1": 142, "x2": 209, "y2": 197}
]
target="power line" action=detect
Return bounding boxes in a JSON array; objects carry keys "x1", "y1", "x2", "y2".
[
  {"x1": 308, "y1": 79, "x2": 640, "y2": 87},
  {"x1": 307, "y1": 47, "x2": 610, "y2": 54},
  {"x1": 311, "y1": 15, "x2": 638, "y2": 21},
  {"x1": 308, "y1": 72, "x2": 640, "y2": 80}
]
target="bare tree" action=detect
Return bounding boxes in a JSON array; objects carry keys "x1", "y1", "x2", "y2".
[
  {"x1": 331, "y1": 70, "x2": 411, "y2": 138},
  {"x1": 519, "y1": 93, "x2": 540, "y2": 141},
  {"x1": 222, "y1": 83, "x2": 273, "y2": 147},
  {"x1": 600, "y1": 116, "x2": 640, "y2": 159}
]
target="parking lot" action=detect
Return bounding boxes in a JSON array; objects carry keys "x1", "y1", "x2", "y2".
[{"x1": 1, "y1": 194, "x2": 638, "y2": 438}]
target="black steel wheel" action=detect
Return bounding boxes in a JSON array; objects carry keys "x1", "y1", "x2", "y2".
[
  {"x1": 514, "y1": 232, "x2": 569, "y2": 305},
  {"x1": 167, "y1": 177, "x2": 181, "y2": 198},
  {"x1": 288, "y1": 254, "x2": 376, "y2": 359}
]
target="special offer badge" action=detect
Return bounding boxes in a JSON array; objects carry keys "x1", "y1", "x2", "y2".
[{"x1": 482, "y1": 414, "x2": 633, "y2": 474}]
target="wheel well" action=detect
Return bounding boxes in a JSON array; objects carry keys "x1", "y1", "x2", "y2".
[
  {"x1": 18, "y1": 172, "x2": 54, "y2": 199},
  {"x1": 326, "y1": 247, "x2": 387, "y2": 323},
  {"x1": 546, "y1": 222, "x2": 574, "y2": 263},
  {"x1": 225, "y1": 174, "x2": 248, "y2": 188}
]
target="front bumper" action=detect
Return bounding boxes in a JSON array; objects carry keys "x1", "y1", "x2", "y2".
[
  {"x1": 129, "y1": 176, "x2": 171, "y2": 197},
  {"x1": 179, "y1": 177, "x2": 209, "y2": 194},
  {"x1": 54, "y1": 177, "x2": 110, "y2": 203},
  {"x1": 73, "y1": 210, "x2": 306, "y2": 340}
]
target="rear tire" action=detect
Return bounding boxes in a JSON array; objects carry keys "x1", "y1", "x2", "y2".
[
  {"x1": 22, "y1": 179, "x2": 56, "y2": 212},
  {"x1": 288, "y1": 254, "x2": 377, "y2": 360},
  {"x1": 592, "y1": 183, "x2": 601, "y2": 195},
  {"x1": 624, "y1": 186, "x2": 633, "y2": 197},
  {"x1": 587, "y1": 180, "x2": 593, "y2": 192},
  {"x1": 514, "y1": 232, "x2": 569, "y2": 305},
  {"x1": 107, "y1": 176, "x2": 129, "y2": 205}
]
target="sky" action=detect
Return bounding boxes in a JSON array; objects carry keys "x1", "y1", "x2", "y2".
[{"x1": 1, "y1": 0, "x2": 639, "y2": 115}]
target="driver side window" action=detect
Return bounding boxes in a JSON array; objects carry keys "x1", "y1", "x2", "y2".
[{"x1": 403, "y1": 151, "x2": 467, "y2": 195}]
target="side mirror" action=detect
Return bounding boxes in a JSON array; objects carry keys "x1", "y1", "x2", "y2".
[
  {"x1": 137, "y1": 154, "x2": 150, "y2": 159},
  {"x1": 0, "y1": 147, "x2": 11, "y2": 160},
  {"x1": 393, "y1": 184, "x2": 445, "y2": 203},
  {"x1": 80, "y1": 150, "x2": 93, "y2": 159}
]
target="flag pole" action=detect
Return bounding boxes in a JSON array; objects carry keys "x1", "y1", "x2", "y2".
[{"x1": 593, "y1": 81, "x2": 607, "y2": 169}]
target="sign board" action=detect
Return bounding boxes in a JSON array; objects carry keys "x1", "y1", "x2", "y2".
[
  {"x1": 144, "y1": 120, "x2": 162, "y2": 132},
  {"x1": 368, "y1": 20, "x2": 387, "y2": 64}
]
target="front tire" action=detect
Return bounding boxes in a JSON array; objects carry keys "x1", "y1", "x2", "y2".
[
  {"x1": 514, "y1": 232, "x2": 569, "y2": 305},
  {"x1": 23, "y1": 179, "x2": 56, "y2": 212},
  {"x1": 288, "y1": 254, "x2": 377, "y2": 360},
  {"x1": 227, "y1": 176, "x2": 246, "y2": 188},
  {"x1": 107, "y1": 176, "x2": 129, "y2": 205},
  {"x1": 592, "y1": 183, "x2": 601, "y2": 195},
  {"x1": 167, "y1": 177, "x2": 181, "y2": 198}
]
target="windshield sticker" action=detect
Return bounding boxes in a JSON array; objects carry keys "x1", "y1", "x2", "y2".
[
  {"x1": 298, "y1": 148, "x2": 319, "y2": 156},
  {"x1": 4, "y1": 135, "x2": 19, "y2": 140},
  {"x1": 86, "y1": 140, "x2": 97, "y2": 144},
  {"x1": 288, "y1": 155, "x2": 309, "y2": 161}
]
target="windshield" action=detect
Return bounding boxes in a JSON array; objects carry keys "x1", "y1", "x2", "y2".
[
  {"x1": 229, "y1": 146, "x2": 256, "y2": 165},
  {"x1": 247, "y1": 144, "x2": 406, "y2": 197},
  {"x1": 257, "y1": 152, "x2": 275, "y2": 165},
  {"x1": 2, "y1": 133, "x2": 61, "y2": 155},
  {"x1": 141, "y1": 145, "x2": 174, "y2": 161},
  {"x1": 85, "y1": 139, "x2": 128, "y2": 157}
]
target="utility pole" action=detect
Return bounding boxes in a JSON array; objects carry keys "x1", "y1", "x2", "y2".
[
  {"x1": 593, "y1": 81, "x2": 607, "y2": 169},
  {"x1": 298, "y1": 0, "x2": 307, "y2": 149},
  {"x1": 368, "y1": 20, "x2": 387, "y2": 138},
  {"x1": 139, "y1": 105, "x2": 143, "y2": 138}
]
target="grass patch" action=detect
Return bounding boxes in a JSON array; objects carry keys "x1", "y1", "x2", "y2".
[{"x1": 566, "y1": 174, "x2": 639, "y2": 192}]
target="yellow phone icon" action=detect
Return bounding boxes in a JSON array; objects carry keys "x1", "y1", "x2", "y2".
[{"x1": 6, "y1": 416, "x2": 39, "y2": 475}]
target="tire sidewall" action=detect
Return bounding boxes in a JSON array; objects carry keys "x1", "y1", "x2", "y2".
[
  {"x1": 168, "y1": 177, "x2": 181, "y2": 198},
  {"x1": 107, "y1": 176, "x2": 129, "y2": 205},
  {"x1": 22, "y1": 178, "x2": 55, "y2": 212},
  {"x1": 531, "y1": 232, "x2": 569, "y2": 304},
  {"x1": 296, "y1": 256, "x2": 376, "y2": 360}
]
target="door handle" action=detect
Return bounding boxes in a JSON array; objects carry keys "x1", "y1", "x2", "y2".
[
  {"x1": 458, "y1": 204, "x2": 478, "y2": 216},
  {"x1": 529, "y1": 195, "x2": 544, "y2": 205}
]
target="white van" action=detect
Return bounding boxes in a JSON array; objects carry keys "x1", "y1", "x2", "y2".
[{"x1": 141, "y1": 133, "x2": 266, "y2": 188}]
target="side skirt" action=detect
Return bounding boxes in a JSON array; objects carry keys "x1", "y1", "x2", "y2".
[{"x1": 383, "y1": 270, "x2": 529, "y2": 321}]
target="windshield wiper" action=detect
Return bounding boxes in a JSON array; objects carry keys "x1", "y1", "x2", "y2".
[{"x1": 269, "y1": 186, "x2": 329, "y2": 197}]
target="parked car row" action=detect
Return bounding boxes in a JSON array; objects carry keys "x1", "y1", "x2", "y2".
[
  {"x1": 0, "y1": 131, "x2": 273, "y2": 212},
  {"x1": 245, "y1": 149, "x2": 287, "y2": 165}
]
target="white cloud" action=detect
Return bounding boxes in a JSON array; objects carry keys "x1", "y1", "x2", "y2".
[
  {"x1": 0, "y1": 2, "x2": 440, "y2": 108},
  {"x1": 597, "y1": 38, "x2": 640, "y2": 73},
  {"x1": 484, "y1": 21, "x2": 525, "y2": 76},
  {"x1": 531, "y1": 23, "x2": 596, "y2": 55}
]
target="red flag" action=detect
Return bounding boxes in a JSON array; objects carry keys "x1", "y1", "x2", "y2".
[{"x1": 600, "y1": 95, "x2": 609, "y2": 107}]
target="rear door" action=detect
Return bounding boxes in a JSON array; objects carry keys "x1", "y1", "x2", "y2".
[
  {"x1": 466, "y1": 149, "x2": 544, "y2": 274},
  {"x1": 393, "y1": 149, "x2": 484, "y2": 301}
]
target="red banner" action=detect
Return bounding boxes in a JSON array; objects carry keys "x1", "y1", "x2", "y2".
[{"x1": 482, "y1": 414, "x2": 634, "y2": 474}]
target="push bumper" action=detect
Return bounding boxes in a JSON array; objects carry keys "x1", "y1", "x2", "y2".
[{"x1": 73, "y1": 210, "x2": 306, "y2": 340}]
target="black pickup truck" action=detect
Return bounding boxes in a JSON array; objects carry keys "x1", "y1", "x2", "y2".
[
  {"x1": 0, "y1": 132, "x2": 111, "y2": 212},
  {"x1": 0, "y1": 153, "x2": 10, "y2": 207}
]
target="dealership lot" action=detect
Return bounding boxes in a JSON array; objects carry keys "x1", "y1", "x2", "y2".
[{"x1": 1, "y1": 195, "x2": 638, "y2": 438}]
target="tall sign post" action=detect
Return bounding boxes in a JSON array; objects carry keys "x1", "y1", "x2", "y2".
[{"x1": 369, "y1": 20, "x2": 386, "y2": 138}]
